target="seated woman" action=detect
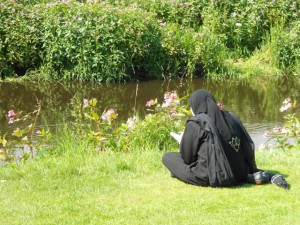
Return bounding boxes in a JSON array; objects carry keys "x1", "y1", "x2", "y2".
[{"x1": 162, "y1": 89, "x2": 288, "y2": 189}]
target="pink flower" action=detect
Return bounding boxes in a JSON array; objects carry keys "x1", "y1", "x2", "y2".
[
  {"x1": 83, "y1": 99, "x2": 89, "y2": 107},
  {"x1": 146, "y1": 99, "x2": 156, "y2": 107},
  {"x1": 217, "y1": 101, "x2": 223, "y2": 110},
  {"x1": 263, "y1": 130, "x2": 270, "y2": 138},
  {"x1": 169, "y1": 108, "x2": 177, "y2": 117},
  {"x1": 8, "y1": 110, "x2": 16, "y2": 118},
  {"x1": 162, "y1": 91, "x2": 180, "y2": 108},
  {"x1": 280, "y1": 98, "x2": 292, "y2": 112},
  {"x1": 8, "y1": 110, "x2": 17, "y2": 124},
  {"x1": 272, "y1": 127, "x2": 282, "y2": 133},
  {"x1": 8, "y1": 118, "x2": 15, "y2": 124},
  {"x1": 102, "y1": 108, "x2": 117, "y2": 122},
  {"x1": 126, "y1": 116, "x2": 139, "y2": 130}
]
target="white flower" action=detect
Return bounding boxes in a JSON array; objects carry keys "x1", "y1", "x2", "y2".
[{"x1": 279, "y1": 98, "x2": 292, "y2": 112}]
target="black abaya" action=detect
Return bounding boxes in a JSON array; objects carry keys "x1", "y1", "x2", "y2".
[{"x1": 162, "y1": 89, "x2": 259, "y2": 187}]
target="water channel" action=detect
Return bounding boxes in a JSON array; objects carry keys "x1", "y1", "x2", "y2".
[{"x1": 0, "y1": 77, "x2": 299, "y2": 148}]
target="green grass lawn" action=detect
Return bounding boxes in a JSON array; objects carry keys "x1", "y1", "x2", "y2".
[{"x1": 1, "y1": 147, "x2": 299, "y2": 225}]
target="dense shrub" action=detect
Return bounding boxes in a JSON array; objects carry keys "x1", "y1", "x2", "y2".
[
  {"x1": 271, "y1": 21, "x2": 300, "y2": 73},
  {"x1": 0, "y1": 0, "x2": 299, "y2": 82},
  {"x1": 134, "y1": 0, "x2": 208, "y2": 28},
  {"x1": 198, "y1": 1, "x2": 298, "y2": 58},
  {"x1": 161, "y1": 24, "x2": 199, "y2": 76},
  {"x1": 0, "y1": 1, "x2": 43, "y2": 76},
  {"x1": 38, "y1": 2, "x2": 165, "y2": 82},
  {"x1": 0, "y1": 25, "x2": 5, "y2": 77},
  {"x1": 0, "y1": 1, "x2": 167, "y2": 82}
]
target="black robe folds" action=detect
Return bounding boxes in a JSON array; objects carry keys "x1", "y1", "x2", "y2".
[
  {"x1": 163, "y1": 112, "x2": 259, "y2": 187},
  {"x1": 188, "y1": 112, "x2": 258, "y2": 187}
]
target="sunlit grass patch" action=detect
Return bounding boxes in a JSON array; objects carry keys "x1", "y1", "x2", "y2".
[{"x1": 0, "y1": 146, "x2": 299, "y2": 225}]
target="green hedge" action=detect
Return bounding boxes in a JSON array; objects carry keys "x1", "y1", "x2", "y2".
[
  {"x1": 38, "y1": 3, "x2": 166, "y2": 82},
  {"x1": 0, "y1": 1, "x2": 43, "y2": 76},
  {"x1": 0, "y1": 0, "x2": 299, "y2": 82},
  {"x1": 0, "y1": 1, "x2": 167, "y2": 81}
]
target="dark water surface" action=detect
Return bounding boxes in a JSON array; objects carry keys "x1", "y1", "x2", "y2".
[{"x1": 1, "y1": 77, "x2": 299, "y2": 148}]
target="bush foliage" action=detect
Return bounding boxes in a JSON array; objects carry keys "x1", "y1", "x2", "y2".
[{"x1": 0, "y1": 0, "x2": 299, "y2": 82}]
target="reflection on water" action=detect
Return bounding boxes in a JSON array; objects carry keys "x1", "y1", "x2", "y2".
[{"x1": 0, "y1": 77, "x2": 299, "y2": 147}]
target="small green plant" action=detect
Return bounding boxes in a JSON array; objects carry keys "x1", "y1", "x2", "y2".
[
  {"x1": 81, "y1": 98, "x2": 118, "y2": 150},
  {"x1": 261, "y1": 97, "x2": 300, "y2": 152},
  {"x1": 121, "y1": 91, "x2": 189, "y2": 151},
  {"x1": 0, "y1": 100, "x2": 52, "y2": 162}
]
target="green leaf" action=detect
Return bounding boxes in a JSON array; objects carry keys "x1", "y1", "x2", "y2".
[
  {"x1": 89, "y1": 98, "x2": 97, "y2": 107},
  {"x1": 92, "y1": 111, "x2": 100, "y2": 120},
  {"x1": 1, "y1": 135, "x2": 7, "y2": 147},
  {"x1": 84, "y1": 112, "x2": 95, "y2": 120}
]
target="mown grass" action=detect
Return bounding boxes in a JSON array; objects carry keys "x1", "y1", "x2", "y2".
[{"x1": 0, "y1": 132, "x2": 299, "y2": 225}]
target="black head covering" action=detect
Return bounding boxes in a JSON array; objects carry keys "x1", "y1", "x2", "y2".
[{"x1": 189, "y1": 89, "x2": 240, "y2": 141}]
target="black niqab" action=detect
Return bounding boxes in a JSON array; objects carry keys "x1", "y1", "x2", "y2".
[{"x1": 189, "y1": 89, "x2": 240, "y2": 142}]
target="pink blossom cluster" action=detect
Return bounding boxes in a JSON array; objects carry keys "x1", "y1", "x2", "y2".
[
  {"x1": 280, "y1": 98, "x2": 292, "y2": 112},
  {"x1": 263, "y1": 127, "x2": 289, "y2": 138},
  {"x1": 169, "y1": 108, "x2": 177, "y2": 117},
  {"x1": 83, "y1": 98, "x2": 89, "y2": 107},
  {"x1": 146, "y1": 99, "x2": 156, "y2": 107},
  {"x1": 162, "y1": 91, "x2": 180, "y2": 108},
  {"x1": 102, "y1": 108, "x2": 117, "y2": 122},
  {"x1": 126, "y1": 116, "x2": 139, "y2": 130},
  {"x1": 263, "y1": 130, "x2": 270, "y2": 138},
  {"x1": 7, "y1": 110, "x2": 17, "y2": 124}
]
